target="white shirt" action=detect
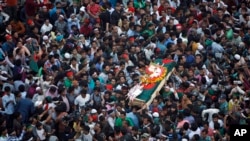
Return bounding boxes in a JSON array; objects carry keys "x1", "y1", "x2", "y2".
[
  {"x1": 107, "y1": 116, "x2": 115, "y2": 129},
  {"x1": 83, "y1": 132, "x2": 93, "y2": 141},
  {"x1": 209, "y1": 119, "x2": 224, "y2": 129},
  {"x1": 70, "y1": 64, "x2": 79, "y2": 73},
  {"x1": 188, "y1": 128, "x2": 201, "y2": 139},
  {"x1": 168, "y1": 0, "x2": 180, "y2": 8},
  {"x1": 144, "y1": 48, "x2": 154, "y2": 61},
  {"x1": 108, "y1": 8, "x2": 115, "y2": 14},
  {"x1": 21, "y1": 91, "x2": 27, "y2": 99},
  {"x1": 36, "y1": 128, "x2": 46, "y2": 140},
  {"x1": 32, "y1": 93, "x2": 45, "y2": 103},
  {"x1": 150, "y1": 11, "x2": 161, "y2": 20},
  {"x1": 202, "y1": 108, "x2": 220, "y2": 122},
  {"x1": 0, "y1": 135, "x2": 8, "y2": 141},
  {"x1": 40, "y1": 23, "x2": 53, "y2": 35},
  {"x1": 74, "y1": 94, "x2": 90, "y2": 107}
]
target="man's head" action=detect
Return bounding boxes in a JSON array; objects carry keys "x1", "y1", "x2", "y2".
[
  {"x1": 4, "y1": 86, "x2": 11, "y2": 94},
  {"x1": 80, "y1": 89, "x2": 87, "y2": 97},
  {"x1": 48, "y1": 55, "x2": 55, "y2": 63}
]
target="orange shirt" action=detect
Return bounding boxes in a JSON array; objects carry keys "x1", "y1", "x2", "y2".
[{"x1": 10, "y1": 21, "x2": 25, "y2": 34}]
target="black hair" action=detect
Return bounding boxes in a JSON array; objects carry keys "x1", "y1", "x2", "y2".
[
  {"x1": 48, "y1": 54, "x2": 54, "y2": 60},
  {"x1": 4, "y1": 86, "x2": 11, "y2": 92},
  {"x1": 18, "y1": 85, "x2": 25, "y2": 92},
  {"x1": 190, "y1": 123, "x2": 198, "y2": 131},
  {"x1": 14, "y1": 59, "x2": 22, "y2": 66},
  {"x1": 80, "y1": 89, "x2": 87, "y2": 94}
]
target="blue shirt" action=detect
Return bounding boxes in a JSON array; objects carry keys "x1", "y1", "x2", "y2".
[
  {"x1": 186, "y1": 54, "x2": 195, "y2": 64},
  {"x1": 49, "y1": 7, "x2": 65, "y2": 18},
  {"x1": 164, "y1": 38, "x2": 174, "y2": 47},
  {"x1": 67, "y1": 18, "x2": 80, "y2": 32},
  {"x1": 219, "y1": 101, "x2": 228, "y2": 115},
  {"x1": 2, "y1": 41, "x2": 15, "y2": 55},
  {"x1": 126, "y1": 112, "x2": 139, "y2": 127},
  {"x1": 156, "y1": 41, "x2": 166, "y2": 53},
  {"x1": 16, "y1": 98, "x2": 35, "y2": 123}
]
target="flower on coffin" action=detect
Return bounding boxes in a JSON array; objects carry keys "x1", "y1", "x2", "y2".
[
  {"x1": 127, "y1": 84, "x2": 143, "y2": 101},
  {"x1": 141, "y1": 63, "x2": 167, "y2": 84},
  {"x1": 143, "y1": 83, "x2": 156, "y2": 90},
  {"x1": 162, "y1": 59, "x2": 173, "y2": 64}
]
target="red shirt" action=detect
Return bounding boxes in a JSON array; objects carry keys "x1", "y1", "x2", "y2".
[
  {"x1": 80, "y1": 24, "x2": 92, "y2": 37},
  {"x1": 87, "y1": 4, "x2": 100, "y2": 16},
  {"x1": 25, "y1": 0, "x2": 45, "y2": 17},
  {"x1": 6, "y1": 0, "x2": 17, "y2": 6},
  {"x1": 128, "y1": 7, "x2": 135, "y2": 13}
]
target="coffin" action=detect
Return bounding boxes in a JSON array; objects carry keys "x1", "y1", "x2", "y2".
[{"x1": 128, "y1": 59, "x2": 176, "y2": 107}]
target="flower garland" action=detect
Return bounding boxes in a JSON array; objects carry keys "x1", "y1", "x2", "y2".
[{"x1": 140, "y1": 63, "x2": 167, "y2": 84}]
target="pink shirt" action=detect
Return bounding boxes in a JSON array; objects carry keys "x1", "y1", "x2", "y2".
[
  {"x1": 46, "y1": 90, "x2": 58, "y2": 99},
  {"x1": 177, "y1": 120, "x2": 189, "y2": 129}
]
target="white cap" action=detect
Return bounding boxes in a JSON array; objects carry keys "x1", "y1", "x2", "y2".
[
  {"x1": 64, "y1": 53, "x2": 71, "y2": 59},
  {"x1": 152, "y1": 112, "x2": 159, "y2": 118},
  {"x1": 36, "y1": 87, "x2": 41, "y2": 91},
  {"x1": 165, "y1": 85, "x2": 170, "y2": 89},
  {"x1": 35, "y1": 101, "x2": 43, "y2": 107},
  {"x1": 190, "y1": 83, "x2": 195, "y2": 87},
  {"x1": 91, "y1": 109, "x2": 97, "y2": 114},
  {"x1": 26, "y1": 37, "x2": 32, "y2": 41},
  {"x1": 43, "y1": 35, "x2": 48, "y2": 40},
  {"x1": 234, "y1": 27, "x2": 241, "y2": 31},
  {"x1": 59, "y1": 14, "x2": 64, "y2": 19},
  {"x1": 80, "y1": 6, "x2": 86, "y2": 12},
  {"x1": 239, "y1": 42, "x2": 245, "y2": 48},
  {"x1": 234, "y1": 54, "x2": 241, "y2": 60},
  {"x1": 197, "y1": 43, "x2": 204, "y2": 50}
]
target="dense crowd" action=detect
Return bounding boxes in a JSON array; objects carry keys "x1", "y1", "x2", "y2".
[{"x1": 0, "y1": 0, "x2": 250, "y2": 140}]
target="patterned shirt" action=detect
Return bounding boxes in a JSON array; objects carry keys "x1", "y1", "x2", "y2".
[{"x1": 7, "y1": 130, "x2": 25, "y2": 141}]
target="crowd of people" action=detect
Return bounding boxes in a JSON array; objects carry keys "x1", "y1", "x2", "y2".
[{"x1": 0, "y1": 0, "x2": 250, "y2": 140}]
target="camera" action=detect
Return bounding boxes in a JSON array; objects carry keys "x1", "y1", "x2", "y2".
[{"x1": 62, "y1": 111, "x2": 81, "y2": 122}]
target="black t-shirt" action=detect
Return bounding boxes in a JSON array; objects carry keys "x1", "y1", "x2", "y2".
[{"x1": 94, "y1": 132, "x2": 105, "y2": 141}]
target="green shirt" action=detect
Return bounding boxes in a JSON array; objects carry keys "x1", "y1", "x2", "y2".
[
  {"x1": 141, "y1": 29, "x2": 155, "y2": 37},
  {"x1": 134, "y1": 0, "x2": 146, "y2": 9},
  {"x1": 199, "y1": 136, "x2": 211, "y2": 141},
  {"x1": 115, "y1": 117, "x2": 134, "y2": 127},
  {"x1": 64, "y1": 78, "x2": 72, "y2": 88}
]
